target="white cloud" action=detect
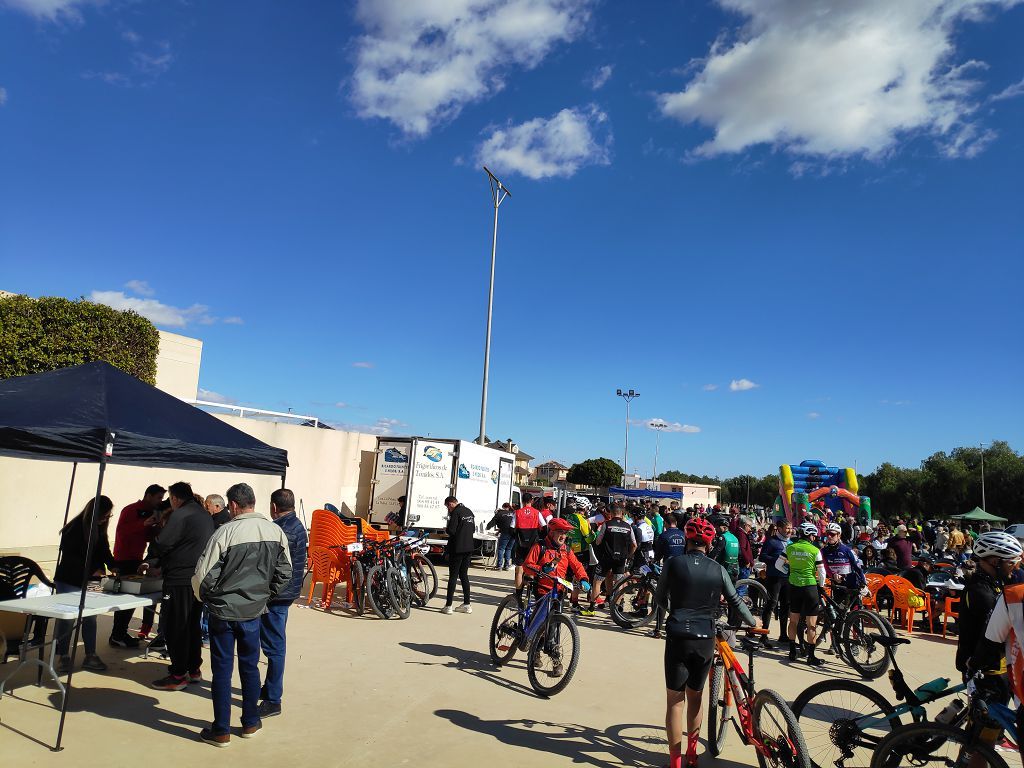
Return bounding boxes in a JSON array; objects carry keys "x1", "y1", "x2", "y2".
[
  {"x1": 0, "y1": 87, "x2": 7, "y2": 106},
  {"x1": 124, "y1": 279, "x2": 154, "y2": 296},
  {"x1": 636, "y1": 418, "x2": 701, "y2": 434},
  {"x1": 352, "y1": 361, "x2": 375, "y2": 369},
  {"x1": 89, "y1": 290, "x2": 240, "y2": 328},
  {"x1": 807, "y1": 411, "x2": 821, "y2": 420},
  {"x1": 350, "y1": 0, "x2": 593, "y2": 136},
  {"x1": 197, "y1": 388, "x2": 237, "y2": 405},
  {"x1": 658, "y1": 0, "x2": 1019, "y2": 161},
  {"x1": 729, "y1": 378, "x2": 759, "y2": 392},
  {"x1": 1, "y1": 0, "x2": 92, "y2": 20},
  {"x1": 223, "y1": 316, "x2": 244, "y2": 325},
  {"x1": 82, "y1": 71, "x2": 131, "y2": 87},
  {"x1": 702, "y1": 383, "x2": 718, "y2": 391},
  {"x1": 476, "y1": 105, "x2": 611, "y2": 179},
  {"x1": 332, "y1": 417, "x2": 405, "y2": 436},
  {"x1": 132, "y1": 41, "x2": 173, "y2": 78},
  {"x1": 992, "y1": 76, "x2": 1024, "y2": 102},
  {"x1": 588, "y1": 64, "x2": 613, "y2": 90},
  {"x1": 334, "y1": 402, "x2": 351, "y2": 408},
  {"x1": 881, "y1": 399, "x2": 912, "y2": 406}
]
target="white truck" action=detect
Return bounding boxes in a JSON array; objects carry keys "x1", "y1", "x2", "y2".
[{"x1": 367, "y1": 437, "x2": 521, "y2": 556}]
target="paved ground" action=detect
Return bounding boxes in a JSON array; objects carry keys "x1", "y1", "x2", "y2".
[{"x1": 0, "y1": 565, "x2": 959, "y2": 767}]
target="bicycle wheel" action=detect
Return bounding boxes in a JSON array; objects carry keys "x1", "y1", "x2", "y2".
[
  {"x1": 610, "y1": 575, "x2": 657, "y2": 629},
  {"x1": 489, "y1": 593, "x2": 524, "y2": 666},
  {"x1": 707, "y1": 659, "x2": 733, "y2": 756},
  {"x1": 792, "y1": 678, "x2": 901, "y2": 768},
  {"x1": 737, "y1": 579, "x2": 770, "y2": 617},
  {"x1": 366, "y1": 563, "x2": 393, "y2": 619},
  {"x1": 407, "y1": 558, "x2": 434, "y2": 608},
  {"x1": 410, "y1": 553, "x2": 438, "y2": 602},
  {"x1": 349, "y1": 559, "x2": 366, "y2": 615},
  {"x1": 386, "y1": 567, "x2": 412, "y2": 619},
  {"x1": 527, "y1": 613, "x2": 580, "y2": 697},
  {"x1": 841, "y1": 610, "x2": 892, "y2": 679},
  {"x1": 870, "y1": 721, "x2": 1010, "y2": 768},
  {"x1": 752, "y1": 688, "x2": 811, "y2": 768}
]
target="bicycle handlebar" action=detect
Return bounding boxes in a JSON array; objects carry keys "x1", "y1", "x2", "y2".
[{"x1": 720, "y1": 624, "x2": 768, "y2": 635}]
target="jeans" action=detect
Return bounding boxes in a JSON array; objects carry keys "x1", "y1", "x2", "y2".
[
  {"x1": 259, "y1": 603, "x2": 289, "y2": 705},
  {"x1": 200, "y1": 604, "x2": 209, "y2": 642},
  {"x1": 445, "y1": 552, "x2": 471, "y2": 607},
  {"x1": 54, "y1": 581, "x2": 96, "y2": 657},
  {"x1": 495, "y1": 532, "x2": 516, "y2": 569},
  {"x1": 162, "y1": 584, "x2": 203, "y2": 677},
  {"x1": 737, "y1": 566, "x2": 751, "y2": 597},
  {"x1": 209, "y1": 616, "x2": 261, "y2": 736}
]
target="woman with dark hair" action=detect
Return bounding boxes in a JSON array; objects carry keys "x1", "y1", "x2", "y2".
[{"x1": 55, "y1": 495, "x2": 116, "y2": 674}]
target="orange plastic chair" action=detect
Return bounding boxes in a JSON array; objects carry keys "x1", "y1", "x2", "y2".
[
  {"x1": 886, "y1": 575, "x2": 934, "y2": 634},
  {"x1": 941, "y1": 595, "x2": 960, "y2": 638},
  {"x1": 862, "y1": 573, "x2": 886, "y2": 610},
  {"x1": 306, "y1": 545, "x2": 345, "y2": 609}
]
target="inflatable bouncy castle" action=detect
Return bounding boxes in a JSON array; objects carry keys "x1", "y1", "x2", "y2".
[{"x1": 776, "y1": 459, "x2": 871, "y2": 526}]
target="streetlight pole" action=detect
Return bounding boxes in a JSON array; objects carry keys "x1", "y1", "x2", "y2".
[
  {"x1": 616, "y1": 389, "x2": 639, "y2": 487},
  {"x1": 477, "y1": 167, "x2": 511, "y2": 445},
  {"x1": 651, "y1": 421, "x2": 667, "y2": 489},
  {"x1": 980, "y1": 442, "x2": 987, "y2": 511}
]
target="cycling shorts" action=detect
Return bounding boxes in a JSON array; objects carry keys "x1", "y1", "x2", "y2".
[
  {"x1": 513, "y1": 544, "x2": 532, "y2": 566},
  {"x1": 664, "y1": 637, "x2": 715, "y2": 692},
  {"x1": 789, "y1": 584, "x2": 821, "y2": 617},
  {"x1": 597, "y1": 553, "x2": 628, "y2": 576}
]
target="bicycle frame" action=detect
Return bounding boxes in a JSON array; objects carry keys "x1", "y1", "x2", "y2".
[{"x1": 714, "y1": 630, "x2": 776, "y2": 754}]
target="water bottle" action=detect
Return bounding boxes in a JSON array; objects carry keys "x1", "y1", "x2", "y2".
[{"x1": 935, "y1": 699, "x2": 964, "y2": 725}]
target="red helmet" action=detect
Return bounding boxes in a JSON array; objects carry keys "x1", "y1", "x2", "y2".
[
  {"x1": 547, "y1": 517, "x2": 573, "y2": 533},
  {"x1": 685, "y1": 517, "x2": 715, "y2": 547}
]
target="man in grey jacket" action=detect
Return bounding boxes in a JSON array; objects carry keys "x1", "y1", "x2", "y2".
[{"x1": 192, "y1": 483, "x2": 291, "y2": 748}]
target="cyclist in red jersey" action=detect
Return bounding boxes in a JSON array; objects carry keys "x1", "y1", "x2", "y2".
[{"x1": 523, "y1": 518, "x2": 590, "y2": 595}]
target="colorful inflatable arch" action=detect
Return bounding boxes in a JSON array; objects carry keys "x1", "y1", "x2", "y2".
[{"x1": 777, "y1": 459, "x2": 871, "y2": 526}]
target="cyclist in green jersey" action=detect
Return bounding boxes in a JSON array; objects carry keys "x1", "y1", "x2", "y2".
[
  {"x1": 709, "y1": 516, "x2": 740, "y2": 582},
  {"x1": 776, "y1": 521, "x2": 826, "y2": 666}
]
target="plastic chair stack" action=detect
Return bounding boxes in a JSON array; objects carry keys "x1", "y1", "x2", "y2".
[{"x1": 886, "y1": 575, "x2": 935, "y2": 634}]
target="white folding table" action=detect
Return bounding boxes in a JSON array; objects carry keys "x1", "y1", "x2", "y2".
[{"x1": 0, "y1": 591, "x2": 159, "y2": 707}]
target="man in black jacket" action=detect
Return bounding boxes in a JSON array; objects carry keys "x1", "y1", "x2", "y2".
[
  {"x1": 442, "y1": 496, "x2": 475, "y2": 614},
  {"x1": 258, "y1": 488, "x2": 308, "y2": 718},
  {"x1": 140, "y1": 481, "x2": 215, "y2": 691}
]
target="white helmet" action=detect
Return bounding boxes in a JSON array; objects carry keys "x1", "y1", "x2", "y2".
[
  {"x1": 826, "y1": 522, "x2": 842, "y2": 535},
  {"x1": 973, "y1": 531, "x2": 1023, "y2": 560},
  {"x1": 799, "y1": 522, "x2": 819, "y2": 538}
]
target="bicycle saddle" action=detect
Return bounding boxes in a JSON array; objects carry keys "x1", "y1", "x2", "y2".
[{"x1": 870, "y1": 634, "x2": 911, "y2": 648}]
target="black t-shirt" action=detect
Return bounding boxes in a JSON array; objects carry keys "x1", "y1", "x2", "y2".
[
  {"x1": 956, "y1": 570, "x2": 1002, "y2": 673},
  {"x1": 601, "y1": 519, "x2": 634, "y2": 560}
]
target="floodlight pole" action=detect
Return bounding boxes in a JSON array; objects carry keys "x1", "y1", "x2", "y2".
[
  {"x1": 478, "y1": 167, "x2": 511, "y2": 446},
  {"x1": 980, "y1": 442, "x2": 987, "y2": 511},
  {"x1": 651, "y1": 421, "x2": 667, "y2": 488},
  {"x1": 616, "y1": 389, "x2": 639, "y2": 487}
]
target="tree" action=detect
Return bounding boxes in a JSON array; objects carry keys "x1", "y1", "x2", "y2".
[
  {"x1": 567, "y1": 457, "x2": 623, "y2": 489},
  {"x1": 657, "y1": 470, "x2": 689, "y2": 483}
]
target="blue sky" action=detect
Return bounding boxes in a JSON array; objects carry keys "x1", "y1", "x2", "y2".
[{"x1": 2, "y1": 0, "x2": 1022, "y2": 478}]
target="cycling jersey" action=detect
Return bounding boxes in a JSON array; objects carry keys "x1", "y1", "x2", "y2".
[
  {"x1": 596, "y1": 518, "x2": 635, "y2": 561},
  {"x1": 564, "y1": 512, "x2": 592, "y2": 555},
  {"x1": 821, "y1": 542, "x2": 866, "y2": 589},
  {"x1": 979, "y1": 583, "x2": 1024, "y2": 701},
  {"x1": 957, "y1": 569, "x2": 1003, "y2": 674},
  {"x1": 655, "y1": 527, "x2": 687, "y2": 562},
  {"x1": 655, "y1": 550, "x2": 756, "y2": 641},
  {"x1": 523, "y1": 538, "x2": 588, "y2": 595},
  {"x1": 782, "y1": 539, "x2": 824, "y2": 587},
  {"x1": 513, "y1": 505, "x2": 543, "y2": 549}
]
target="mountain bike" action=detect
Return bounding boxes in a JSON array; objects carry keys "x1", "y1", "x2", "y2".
[
  {"x1": 810, "y1": 585, "x2": 896, "y2": 678},
  {"x1": 488, "y1": 562, "x2": 582, "y2": 697},
  {"x1": 869, "y1": 680, "x2": 1017, "y2": 768},
  {"x1": 707, "y1": 623, "x2": 812, "y2": 768},
  {"x1": 610, "y1": 560, "x2": 661, "y2": 629},
  {"x1": 792, "y1": 634, "x2": 968, "y2": 768}
]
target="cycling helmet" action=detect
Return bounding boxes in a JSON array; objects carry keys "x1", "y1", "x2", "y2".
[
  {"x1": 547, "y1": 517, "x2": 573, "y2": 534},
  {"x1": 709, "y1": 514, "x2": 729, "y2": 528},
  {"x1": 685, "y1": 517, "x2": 716, "y2": 547},
  {"x1": 799, "y1": 522, "x2": 819, "y2": 539},
  {"x1": 825, "y1": 522, "x2": 842, "y2": 535},
  {"x1": 973, "y1": 531, "x2": 1023, "y2": 560}
]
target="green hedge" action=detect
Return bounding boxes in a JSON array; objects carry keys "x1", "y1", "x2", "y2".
[{"x1": 0, "y1": 295, "x2": 160, "y2": 384}]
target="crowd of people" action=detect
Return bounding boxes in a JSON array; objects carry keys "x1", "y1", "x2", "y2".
[{"x1": 53, "y1": 481, "x2": 307, "y2": 746}]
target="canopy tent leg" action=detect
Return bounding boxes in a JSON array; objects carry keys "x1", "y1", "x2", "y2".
[
  {"x1": 53, "y1": 445, "x2": 110, "y2": 752},
  {"x1": 51, "y1": 462, "x2": 78, "y2": 594}
]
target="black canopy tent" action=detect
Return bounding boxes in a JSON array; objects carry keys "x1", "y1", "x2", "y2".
[{"x1": 0, "y1": 361, "x2": 288, "y2": 750}]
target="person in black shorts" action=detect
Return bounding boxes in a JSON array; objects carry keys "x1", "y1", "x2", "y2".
[
  {"x1": 593, "y1": 503, "x2": 636, "y2": 608},
  {"x1": 655, "y1": 517, "x2": 756, "y2": 768}
]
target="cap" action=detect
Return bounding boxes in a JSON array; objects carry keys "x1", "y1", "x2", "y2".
[{"x1": 547, "y1": 517, "x2": 573, "y2": 533}]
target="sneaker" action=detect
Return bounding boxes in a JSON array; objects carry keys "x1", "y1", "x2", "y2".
[
  {"x1": 807, "y1": 655, "x2": 825, "y2": 667},
  {"x1": 257, "y1": 701, "x2": 282, "y2": 718},
  {"x1": 108, "y1": 634, "x2": 141, "y2": 649},
  {"x1": 441, "y1": 605, "x2": 454, "y2": 615},
  {"x1": 239, "y1": 723, "x2": 262, "y2": 739},
  {"x1": 82, "y1": 654, "x2": 108, "y2": 672},
  {"x1": 994, "y1": 738, "x2": 1017, "y2": 752},
  {"x1": 551, "y1": 662, "x2": 564, "y2": 677},
  {"x1": 136, "y1": 625, "x2": 153, "y2": 639},
  {"x1": 152, "y1": 674, "x2": 188, "y2": 691},
  {"x1": 188, "y1": 670, "x2": 202, "y2": 683},
  {"x1": 455, "y1": 604, "x2": 473, "y2": 614},
  {"x1": 579, "y1": 608, "x2": 596, "y2": 617},
  {"x1": 199, "y1": 729, "x2": 230, "y2": 748},
  {"x1": 56, "y1": 656, "x2": 72, "y2": 676}
]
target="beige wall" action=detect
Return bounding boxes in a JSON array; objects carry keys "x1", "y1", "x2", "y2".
[
  {"x1": 155, "y1": 330, "x2": 202, "y2": 401},
  {"x1": 0, "y1": 415, "x2": 380, "y2": 560}
]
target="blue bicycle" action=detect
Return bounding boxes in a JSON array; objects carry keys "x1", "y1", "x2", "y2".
[{"x1": 488, "y1": 563, "x2": 582, "y2": 697}]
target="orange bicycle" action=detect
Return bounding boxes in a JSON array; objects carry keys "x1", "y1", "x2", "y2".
[{"x1": 707, "y1": 623, "x2": 811, "y2": 768}]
